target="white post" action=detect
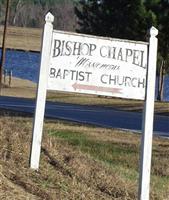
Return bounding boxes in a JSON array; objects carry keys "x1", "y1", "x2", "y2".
[
  {"x1": 30, "y1": 12, "x2": 54, "y2": 170},
  {"x1": 138, "y1": 27, "x2": 158, "y2": 200}
]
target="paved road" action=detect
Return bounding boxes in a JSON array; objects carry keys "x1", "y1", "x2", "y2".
[{"x1": 0, "y1": 96, "x2": 168, "y2": 137}]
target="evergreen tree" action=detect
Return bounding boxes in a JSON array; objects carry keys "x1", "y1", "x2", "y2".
[
  {"x1": 144, "y1": 0, "x2": 169, "y2": 60},
  {"x1": 145, "y1": 0, "x2": 169, "y2": 100},
  {"x1": 75, "y1": 0, "x2": 155, "y2": 41},
  {"x1": 75, "y1": 0, "x2": 169, "y2": 101}
]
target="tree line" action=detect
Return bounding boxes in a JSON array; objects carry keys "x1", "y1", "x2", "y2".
[
  {"x1": 0, "y1": 0, "x2": 168, "y2": 100},
  {"x1": 0, "y1": 0, "x2": 78, "y2": 31}
]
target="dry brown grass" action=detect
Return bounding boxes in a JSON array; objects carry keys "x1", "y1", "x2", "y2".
[
  {"x1": 0, "y1": 111, "x2": 136, "y2": 200},
  {"x1": 0, "y1": 110, "x2": 169, "y2": 199},
  {"x1": 1, "y1": 76, "x2": 37, "y2": 98},
  {"x1": 0, "y1": 26, "x2": 42, "y2": 52}
]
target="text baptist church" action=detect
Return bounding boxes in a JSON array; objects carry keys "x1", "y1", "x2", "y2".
[{"x1": 52, "y1": 39, "x2": 146, "y2": 69}]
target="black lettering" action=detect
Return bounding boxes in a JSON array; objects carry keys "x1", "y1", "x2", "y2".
[
  {"x1": 125, "y1": 77, "x2": 132, "y2": 87},
  {"x1": 53, "y1": 40, "x2": 61, "y2": 57},
  {"x1": 109, "y1": 75, "x2": 117, "y2": 85},
  {"x1": 101, "y1": 74, "x2": 108, "y2": 84},
  {"x1": 125, "y1": 48, "x2": 133, "y2": 62},
  {"x1": 85, "y1": 72, "x2": 92, "y2": 82},
  {"x1": 132, "y1": 50, "x2": 140, "y2": 66},
  {"x1": 63, "y1": 69, "x2": 69, "y2": 79},
  {"x1": 131, "y1": 78, "x2": 137, "y2": 87},
  {"x1": 78, "y1": 71, "x2": 85, "y2": 81},
  {"x1": 100, "y1": 46, "x2": 107, "y2": 57},
  {"x1": 71, "y1": 70, "x2": 77, "y2": 80},
  {"x1": 60, "y1": 40, "x2": 65, "y2": 56},
  {"x1": 117, "y1": 48, "x2": 124, "y2": 61},
  {"x1": 138, "y1": 78, "x2": 145, "y2": 88},
  {"x1": 117, "y1": 76, "x2": 124, "y2": 86},
  {"x1": 50, "y1": 68, "x2": 56, "y2": 78},
  {"x1": 81, "y1": 43, "x2": 90, "y2": 56},
  {"x1": 89, "y1": 44, "x2": 97, "y2": 56},
  {"x1": 109, "y1": 47, "x2": 116, "y2": 59},
  {"x1": 65, "y1": 41, "x2": 72, "y2": 56},
  {"x1": 75, "y1": 57, "x2": 89, "y2": 67},
  {"x1": 56, "y1": 69, "x2": 62, "y2": 79},
  {"x1": 140, "y1": 51, "x2": 145, "y2": 68},
  {"x1": 72, "y1": 42, "x2": 81, "y2": 55}
]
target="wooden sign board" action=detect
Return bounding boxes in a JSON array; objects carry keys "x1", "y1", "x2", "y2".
[
  {"x1": 30, "y1": 12, "x2": 158, "y2": 200},
  {"x1": 48, "y1": 31, "x2": 148, "y2": 100}
]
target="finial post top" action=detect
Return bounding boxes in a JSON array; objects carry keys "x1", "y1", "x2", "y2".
[
  {"x1": 150, "y1": 26, "x2": 158, "y2": 37},
  {"x1": 45, "y1": 12, "x2": 54, "y2": 23}
]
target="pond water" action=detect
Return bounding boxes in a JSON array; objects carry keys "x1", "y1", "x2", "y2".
[{"x1": 1, "y1": 49, "x2": 169, "y2": 101}]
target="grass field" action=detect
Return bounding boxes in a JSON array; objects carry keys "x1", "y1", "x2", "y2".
[
  {"x1": 0, "y1": 26, "x2": 42, "y2": 52},
  {"x1": 0, "y1": 110, "x2": 169, "y2": 199}
]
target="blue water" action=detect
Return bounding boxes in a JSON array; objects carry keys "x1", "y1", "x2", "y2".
[
  {"x1": 3, "y1": 49, "x2": 40, "y2": 83},
  {"x1": 1, "y1": 49, "x2": 169, "y2": 101}
]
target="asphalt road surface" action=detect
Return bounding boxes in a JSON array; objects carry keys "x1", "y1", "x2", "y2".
[{"x1": 0, "y1": 96, "x2": 168, "y2": 137}]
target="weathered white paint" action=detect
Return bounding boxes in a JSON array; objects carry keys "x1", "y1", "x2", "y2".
[
  {"x1": 30, "y1": 12, "x2": 54, "y2": 170},
  {"x1": 47, "y1": 31, "x2": 148, "y2": 100},
  {"x1": 138, "y1": 27, "x2": 158, "y2": 200}
]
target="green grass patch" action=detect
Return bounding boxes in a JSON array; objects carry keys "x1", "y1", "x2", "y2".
[
  {"x1": 49, "y1": 130, "x2": 139, "y2": 172},
  {"x1": 49, "y1": 129, "x2": 169, "y2": 196}
]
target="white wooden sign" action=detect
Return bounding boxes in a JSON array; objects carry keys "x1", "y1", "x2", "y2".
[
  {"x1": 48, "y1": 31, "x2": 148, "y2": 100},
  {"x1": 30, "y1": 13, "x2": 158, "y2": 200}
]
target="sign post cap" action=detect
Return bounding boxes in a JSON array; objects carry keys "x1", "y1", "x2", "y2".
[
  {"x1": 45, "y1": 12, "x2": 54, "y2": 23},
  {"x1": 150, "y1": 26, "x2": 158, "y2": 37}
]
